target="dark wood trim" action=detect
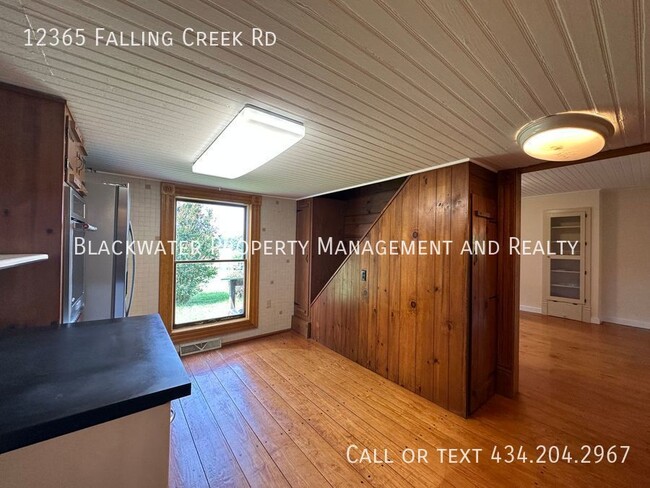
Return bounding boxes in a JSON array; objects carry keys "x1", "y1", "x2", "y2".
[
  {"x1": 519, "y1": 142, "x2": 650, "y2": 174},
  {"x1": 165, "y1": 182, "x2": 263, "y2": 206},
  {"x1": 158, "y1": 182, "x2": 261, "y2": 344},
  {"x1": 495, "y1": 169, "x2": 521, "y2": 398},
  {"x1": 172, "y1": 320, "x2": 257, "y2": 344},
  {"x1": 0, "y1": 81, "x2": 66, "y2": 103},
  {"x1": 158, "y1": 183, "x2": 176, "y2": 333}
]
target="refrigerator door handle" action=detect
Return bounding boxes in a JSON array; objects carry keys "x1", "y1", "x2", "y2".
[{"x1": 125, "y1": 222, "x2": 136, "y2": 317}]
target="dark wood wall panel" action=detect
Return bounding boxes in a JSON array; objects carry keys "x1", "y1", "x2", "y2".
[
  {"x1": 0, "y1": 86, "x2": 65, "y2": 327},
  {"x1": 339, "y1": 179, "x2": 406, "y2": 241},
  {"x1": 468, "y1": 164, "x2": 499, "y2": 413},
  {"x1": 413, "y1": 171, "x2": 435, "y2": 401},
  {"x1": 293, "y1": 200, "x2": 312, "y2": 321},
  {"x1": 292, "y1": 178, "x2": 405, "y2": 337},
  {"x1": 311, "y1": 164, "x2": 475, "y2": 416},
  {"x1": 310, "y1": 198, "x2": 347, "y2": 301},
  {"x1": 397, "y1": 177, "x2": 419, "y2": 392},
  {"x1": 386, "y1": 191, "x2": 402, "y2": 384},
  {"x1": 433, "y1": 168, "x2": 451, "y2": 407},
  {"x1": 447, "y1": 164, "x2": 471, "y2": 416},
  {"x1": 496, "y1": 169, "x2": 521, "y2": 398},
  {"x1": 469, "y1": 193, "x2": 498, "y2": 413}
]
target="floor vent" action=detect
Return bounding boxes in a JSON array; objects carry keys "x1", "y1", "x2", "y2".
[{"x1": 178, "y1": 337, "x2": 222, "y2": 357}]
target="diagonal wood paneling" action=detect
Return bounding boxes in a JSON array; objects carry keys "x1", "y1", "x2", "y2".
[
  {"x1": 0, "y1": 0, "x2": 647, "y2": 197},
  {"x1": 311, "y1": 164, "x2": 472, "y2": 416}
]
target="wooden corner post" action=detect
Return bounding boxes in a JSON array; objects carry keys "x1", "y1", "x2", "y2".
[{"x1": 496, "y1": 169, "x2": 521, "y2": 398}]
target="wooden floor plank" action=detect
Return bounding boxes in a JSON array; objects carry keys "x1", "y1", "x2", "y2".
[
  {"x1": 229, "y1": 353, "x2": 380, "y2": 487},
  {"x1": 243, "y1": 351, "x2": 417, "y2": 487},
  {"x1": 217, "y1": 334, "x2": 411, "y2": 487},
  {"x1": 168, "y1": 399, "x2": 209, "y2": 488},
  {"x1": 257, "y1": 348, "x2": 462, "y2": 488},
  {"x1": 267, "y1": 345, "x2": 514, "y2": 488},
  {"x1": 184, "y1": 355, "x2": 291, "y2": 488},
  {"x1": 263, "y1": 323, "x2": 649, "y2": 487},
  {"x1": 203, "y1": 350, "x2": 333, "y2": 488},
  {"x1": 177, "y1": 378, "x2": 250, "y2": 487},
  {"x1": 170, "y1": 313, "x2": 650, "y2": 487}
]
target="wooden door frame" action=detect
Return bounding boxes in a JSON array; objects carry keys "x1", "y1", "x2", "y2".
[{"x1": 496, "y1": 142, "x2": 650, "y2": 398}]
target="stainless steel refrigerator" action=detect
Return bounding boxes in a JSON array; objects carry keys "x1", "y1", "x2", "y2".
[{"x1": 83, "y1": 180, "x2": 135, "y2": 320}]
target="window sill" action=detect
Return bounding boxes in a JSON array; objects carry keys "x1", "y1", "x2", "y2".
[{"x1": 170, "y1": 317, "x2": 257, "y2": 344}]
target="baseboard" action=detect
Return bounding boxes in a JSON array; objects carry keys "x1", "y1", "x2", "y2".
[
  {"x1": 600, "y1": 316, "x2": 650, "y2": 330},
  {"x1": 520, "y1": 305, "x2": 542, "y2": 314},
  {"x1": 221, "y1": 328, "x2": 292, "y2": 346},
  {"x1": 291, "y1": 314, "x2": 311, "y2": 338}
]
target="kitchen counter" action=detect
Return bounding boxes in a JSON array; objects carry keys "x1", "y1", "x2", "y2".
[{"x1": 0, "y1": 314, "x2": 190, "y2": 454}]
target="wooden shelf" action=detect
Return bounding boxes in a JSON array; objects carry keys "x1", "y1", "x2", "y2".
[
  {"x1": 0, "y1": 254, "x2": 48, "y2": 270},
  {"x1": 549, "y1": 254, "x2": 581, "y2": 259}
]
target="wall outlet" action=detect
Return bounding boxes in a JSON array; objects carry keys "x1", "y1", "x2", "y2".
[{"x1": 266, "y1": 300, "x2": 272, "y2": 309}]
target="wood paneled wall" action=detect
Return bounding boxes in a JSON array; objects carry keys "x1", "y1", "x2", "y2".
[
  {"x1": 292, "y1": 179, "x2": 405, "y2": 337},
  {"x1": 311, "y1": 164, "x2": 472, "y2": 416},
  {"x1": 339, "y1": 179, "x2": 405, "y2": 241},
  {"x1": 468, "y1": 166, "x2": 498, "y2": 414},
  {"x1": 0, "y1": 85, "x2": 66, "y2": 327},
  {"x1": 310, "y1": 198, "x2": 347, "y2": 302}
]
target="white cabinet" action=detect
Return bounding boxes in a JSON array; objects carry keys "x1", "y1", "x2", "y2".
[
  {"x1": 0, "y1": 403, "x2": 171, "y2": 488},
  {"x1": 542, "y1": 209, "x2": 591, "y2": 322}
]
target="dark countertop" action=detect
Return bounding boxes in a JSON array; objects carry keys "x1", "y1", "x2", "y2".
[{"x1": 0, "y1": 314, "x2": 191, "y2": 454}]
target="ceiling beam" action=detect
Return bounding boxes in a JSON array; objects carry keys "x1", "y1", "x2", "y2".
[{"x1": 519, "y1": 142, "x2": 650, "y2": 174}]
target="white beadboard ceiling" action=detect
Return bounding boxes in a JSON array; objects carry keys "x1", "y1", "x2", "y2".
[
  {"x1": 0, "y1": 0, "x2": 648, "y2": 197},
  {"x1": 522, "y1": 152, "x2": 650, "y2": 196}
]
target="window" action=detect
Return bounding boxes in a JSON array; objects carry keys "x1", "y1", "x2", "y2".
[
  {"x1": 174, "y1": 200, "x2": 246, "y2": 327},
  {"x1": 159, "y1": 183, "x2": 260, "y2": 343}
]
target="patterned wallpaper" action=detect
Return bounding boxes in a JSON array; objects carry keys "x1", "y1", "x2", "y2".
[{"x1": 85, "y1": 171, "x2": 296, "y2": 341}]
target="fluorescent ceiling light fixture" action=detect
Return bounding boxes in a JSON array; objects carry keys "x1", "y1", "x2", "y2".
[
  {"x1": 516, "y1": 113, "x2": 614, "y2": 162},
  {"x1": 193, "y1": 105, "x2": 305, "y2": 179}
]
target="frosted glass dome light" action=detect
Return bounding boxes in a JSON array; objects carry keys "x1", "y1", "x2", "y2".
[{"x1": 517, "y1": 113, "x2": 614, "y2": 162}]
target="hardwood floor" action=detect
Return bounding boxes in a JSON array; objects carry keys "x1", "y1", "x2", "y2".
[{"x1": 170, "y1": 313, "x2": 650, "y2": 487}]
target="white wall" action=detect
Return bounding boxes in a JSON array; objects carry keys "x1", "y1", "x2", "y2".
[
  {"x1": 520, "y1": 190, "x2": 601, "y2": 322},
  {"x1": 600, "y1": 187, "x2": 650, "y2": 329},
  {"x1": 85, "y1": 171, "x2": 296, "y2": 342}
]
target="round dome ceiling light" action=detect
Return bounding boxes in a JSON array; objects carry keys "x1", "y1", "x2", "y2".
[{"x1": 516, "y1": 113, "x2": 615, "y2": 162}]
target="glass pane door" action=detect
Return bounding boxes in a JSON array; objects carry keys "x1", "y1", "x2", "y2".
[
  {"x1": 549, "y1": 215, "x2": 581, "y2": 256},
  {"x1": 549, "y1": 258, "x2": 581, "y2": 300}
]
